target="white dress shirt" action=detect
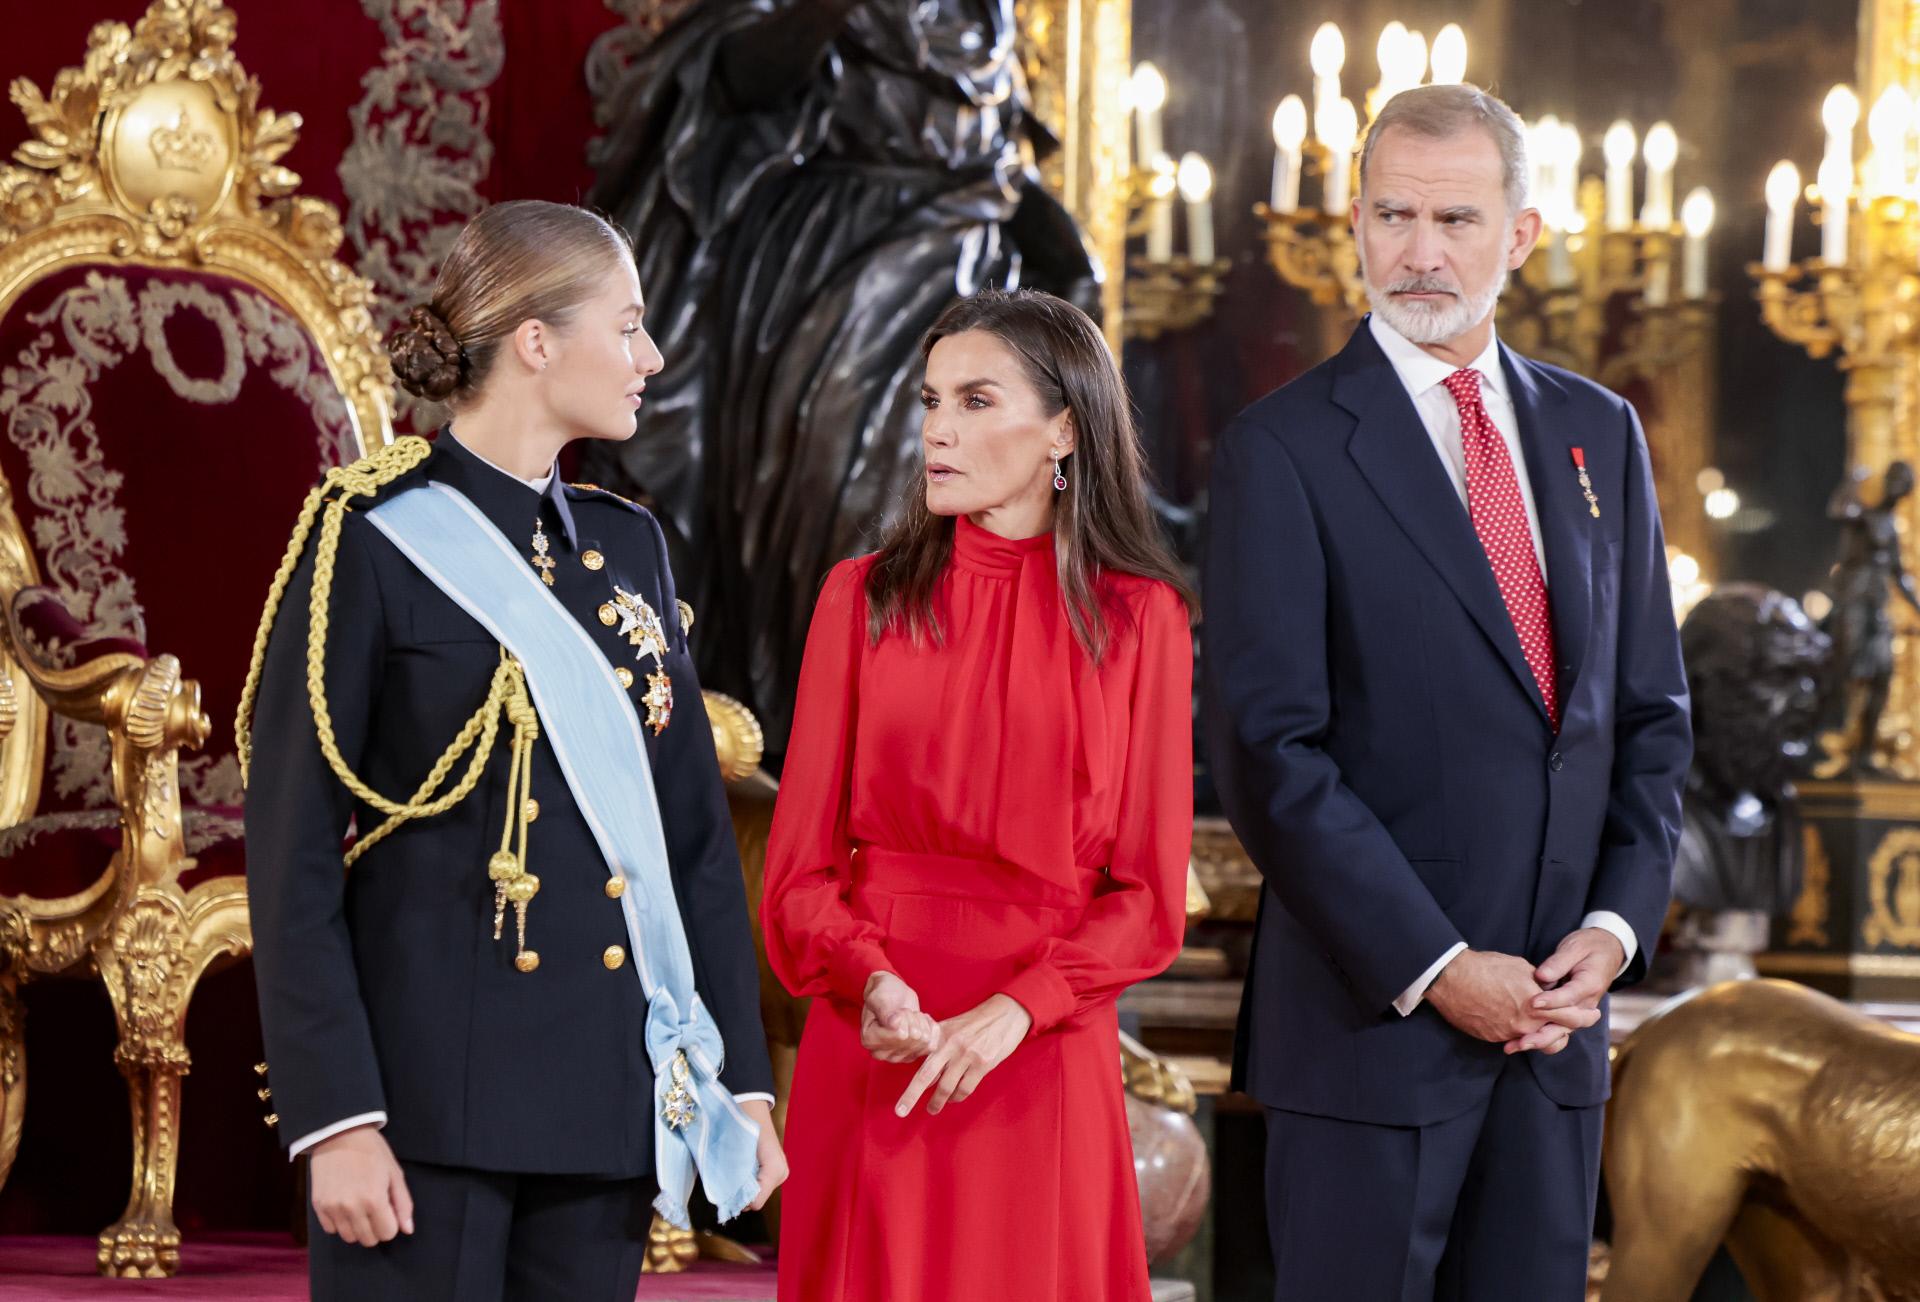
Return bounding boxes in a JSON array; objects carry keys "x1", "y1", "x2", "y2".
[
  {"x1": 289, "y1": 435, "x2": 769, "y2": 1158},
  {"x1": 1366, "y1": 315, "x2": 1638, "y2": 1017}
]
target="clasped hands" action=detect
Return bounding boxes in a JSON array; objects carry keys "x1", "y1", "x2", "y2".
[
  {"x1": 861, "y1": 971, "x2": 1031, "y2": 1117},
  {"x1": 1425, "y1": 927, "x2": 1624, "y2": 1055}
]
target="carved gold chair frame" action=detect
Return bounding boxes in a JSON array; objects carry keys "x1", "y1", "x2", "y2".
[{"x1": 0, "y1": 0, "x2": 390, "y2": 1278}]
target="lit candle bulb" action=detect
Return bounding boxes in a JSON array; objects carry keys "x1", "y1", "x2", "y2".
[
  {"x1": 1535, "y1": 115, "x2": 1562, "y2": 226},
  {"x1": 1310, "y1": 22, "x2": 1345, "y2": 122},
  {"x1": 1429, "y1": 24, "x2": 1467, "y2": 85},
  {"x1": 1130, "y1": 63, "x2": 1168, "y2": 170},
  {"x1": 1321, "y1": 96, "x2": 1359, "y2": 214},
  {"x1": 1868, "y1": 85, "x2": 1910, "y2": 197},
  {"x1": 1404, "y1": 29, "x2": 1429, "y2": 86},
  {"x1": 1818, "y1": 155, "x2": 1851, "y2": 264},
  {"x1": 1558, "y1": 122, "x2": 1584, "y2": 227},
  {"x1": 1376, "y1": 21, "x2": 1409, "y2": 102},
  {"x1": 1547, "y1": 127, "x2": 1583, "y2": 286},
  {"x1": 1271, "y1": 95, "x2": 1307, "y2": 213},
  {"x1": 1603, "y1": 121, "x2": 1636, "y2": 231},
  {"x1": 1823, "y1": 85, "x2": 1859, "y2": 177},
  {"x1": 1763, "y1": 160, "x2": 1800, "y2": 272},
  {"x1": 1641, "y1": 122, "x2": 1678, "y2": 228},
  {"x1": 1680, "y1": 188, "x2": 1714, "y2": 299},
  {"x1": 1147, "y1": 154, "x2": 1177, "y2": 263},
  {"x1": 1178, "y1": 152, "x2": 1216, "y2": 265}
]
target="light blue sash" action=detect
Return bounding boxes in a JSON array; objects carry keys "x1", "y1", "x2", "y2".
[{"x1": 364, "y1": 482, "x2": 760, "y2": 1226}]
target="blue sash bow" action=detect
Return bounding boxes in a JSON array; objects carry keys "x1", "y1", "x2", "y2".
[{"x1": 365, "y1": 482, "x2": 761, "y2": 1226}]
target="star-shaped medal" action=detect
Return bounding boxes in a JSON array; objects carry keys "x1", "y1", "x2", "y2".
[{"x1": 611, "y1": 587, "x2": 669, "y2": 663}]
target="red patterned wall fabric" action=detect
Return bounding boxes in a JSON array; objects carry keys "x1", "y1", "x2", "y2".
[{"x1": 0, "y1": 263, "x2": 357, "y2": 819}]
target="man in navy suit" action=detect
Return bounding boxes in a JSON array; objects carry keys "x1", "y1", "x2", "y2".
[{"x1": 1204, "y1": 83, "x2": 1690, "y2": 1300}]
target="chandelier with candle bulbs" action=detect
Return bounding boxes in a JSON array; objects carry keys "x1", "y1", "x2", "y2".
[
  {"x1": 1250, "y1": 20, "x2": 1717, "y2": 388},
  {"x1": 1753, "y1": 74, "x2": 1920, "y2": 778},
  {"x1": 1752, "y1": 83, "x2": 1901, "y2": 475},
  {"x1": 1117, "y1": 61, "x2": 1231, "y2": 340}
]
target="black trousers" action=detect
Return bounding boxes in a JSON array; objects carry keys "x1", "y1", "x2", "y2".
[
  {"x1": 1265, "y1": 1056, "x2": 1603, "y2": 1302},
  {"x1": 307, "y1": 1159, "x2": 657, "y2": 1302}
]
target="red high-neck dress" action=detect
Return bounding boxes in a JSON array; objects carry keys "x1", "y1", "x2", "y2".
[{"x1": 764, "y1": 517, "x2": 1193, "y2": 1302}]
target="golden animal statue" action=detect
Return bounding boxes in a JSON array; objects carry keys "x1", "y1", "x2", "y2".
[{"x1": 1601, "y1": 979, "x2": 1920, "y2": 1301}]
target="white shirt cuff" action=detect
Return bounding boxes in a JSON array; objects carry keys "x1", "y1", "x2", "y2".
[
  {"x1": 288, "y1": 1111, "x2": 387, "y2": 1160},
  {"x1": 1394, "y1": 941, "x2": 1468, "y2": 1017},
  {"x1": 732, "y1": 1093, "x2": 775, "y2": 1107},
  {"x1": 1580, "y1": 910, "x2": 1638, "y2": 979}
]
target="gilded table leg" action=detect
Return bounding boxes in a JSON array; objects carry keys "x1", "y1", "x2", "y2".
[
  {"x1": 95, "y1": 897, "x2": 193, "y2": 1279},
  {"x1": 97, "y1": 1055, "x2": 184, "y2": 1279}
]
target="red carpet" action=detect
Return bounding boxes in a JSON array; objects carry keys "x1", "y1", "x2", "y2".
[{"x1": 0, "y1": 1235, "x2": 778, "y2": 1300}]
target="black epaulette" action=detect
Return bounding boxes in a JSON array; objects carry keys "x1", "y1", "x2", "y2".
[{"x1": 564, "y1": 482, "x2": 648, "y2": 514}]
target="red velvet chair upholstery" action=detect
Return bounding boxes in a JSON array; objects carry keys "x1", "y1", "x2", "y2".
[{"x1": 0, "y1": 0, "x2": 391, "y2": 1277}]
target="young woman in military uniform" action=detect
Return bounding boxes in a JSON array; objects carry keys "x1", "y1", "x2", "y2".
[{"x1": 240, "y1": 201, "x2": 785, "y2": 1301}]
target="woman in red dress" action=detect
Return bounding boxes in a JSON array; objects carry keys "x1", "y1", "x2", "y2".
[{"x1": 763, "y1": 289, "x2": 1195, "y2": 1301}]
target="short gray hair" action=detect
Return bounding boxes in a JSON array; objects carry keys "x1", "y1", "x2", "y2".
[{"x1": 1358, "y1": 84, "x2": 1530, "y2": 215}]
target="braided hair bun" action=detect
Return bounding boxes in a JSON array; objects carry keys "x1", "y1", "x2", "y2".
[{"x1": 387, "y1": 305, "x2": 465, "y2": 402}]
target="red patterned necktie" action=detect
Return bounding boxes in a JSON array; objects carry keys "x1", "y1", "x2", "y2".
[{"x1": 1441, "y1": 368, "x2": 1560, "y2": 730}]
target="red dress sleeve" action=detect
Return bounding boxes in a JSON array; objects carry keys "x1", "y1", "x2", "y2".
[
  {"x1": 763, "y1": 557, "x2": 896, "y2": 1005},
  {"x1": 999, "y1": 581, "x2": 1194, "y2": 1034}
]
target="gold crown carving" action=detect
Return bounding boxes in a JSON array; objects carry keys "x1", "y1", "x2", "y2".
[{"x1": 148, "y1": 110, "x2": 217, "y2": 173}]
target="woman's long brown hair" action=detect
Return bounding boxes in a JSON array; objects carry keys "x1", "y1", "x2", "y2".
[{"x1": 864, "y1": 289, "x2": 1196, "y2": 661}]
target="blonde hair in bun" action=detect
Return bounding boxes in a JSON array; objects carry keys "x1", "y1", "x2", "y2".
[{"x1": 384, "y1": 200, "x2": 633, "y2": 405}]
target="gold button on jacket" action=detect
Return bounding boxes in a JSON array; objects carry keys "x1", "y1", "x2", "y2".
[{"x1": 603, "y1": 945, "x2": 626, "y2": 970}]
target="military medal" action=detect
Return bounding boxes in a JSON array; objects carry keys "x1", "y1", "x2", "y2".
[
  {"x1": 530, "y1": 518, "x2": 557, "y2": 585},
  {"x1": 1571, "y1": 447, "x2": 1600, "y2": 518},
  {"x1": 611, "y1": 586, "x2": 669, "y2": 662},
  {"x1": 643, "y1": 669, "x2": 674, "y2": 734},
  {"x1": 663, "y1": 1050, "x2": 698, "y2": 1130},
  {"x1": 611, "y1": 586, "x2": 674, "y2": 734}
]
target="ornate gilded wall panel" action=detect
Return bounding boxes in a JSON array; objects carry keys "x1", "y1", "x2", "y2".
[{"x1": 1017, "y1": 0, "x2": 1131, "y2": 347}]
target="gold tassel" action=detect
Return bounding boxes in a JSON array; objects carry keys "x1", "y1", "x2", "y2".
[{"x1": 489, "y1": 664, "x2": 543, "y2": 972}]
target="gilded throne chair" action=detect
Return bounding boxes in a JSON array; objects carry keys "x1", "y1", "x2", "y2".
[{"x1": 0, "y1": 1, "x2": 390, "y2": 1276}]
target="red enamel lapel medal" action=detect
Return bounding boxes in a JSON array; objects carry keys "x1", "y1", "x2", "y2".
[{"x1": 1572, "y1": 447, "x2": 1600, "y2": 518}]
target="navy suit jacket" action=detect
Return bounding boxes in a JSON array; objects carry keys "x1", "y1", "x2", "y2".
[{"x1": 1203, "y1": 319, "x2": 1690, "y2": 1127}]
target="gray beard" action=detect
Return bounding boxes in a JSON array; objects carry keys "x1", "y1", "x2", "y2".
[{"x1": 1362, "y1": 264, "x2": 1508, "y2": 346}]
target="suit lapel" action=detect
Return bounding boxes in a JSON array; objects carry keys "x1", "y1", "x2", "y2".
[
  {"x1": 1335, "y1": 324, "x2": 1548, "y2": 721},
  {"x1": 1502, "y1": 344, "x2": 1593, "y2": 714}
]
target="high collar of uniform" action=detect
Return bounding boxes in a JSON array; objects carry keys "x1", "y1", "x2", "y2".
[
  {"x1": 431, "y1": 427, "x2": 578, "y2": 550},
  {"x1": 950, "y1": 513, "x2": 1054, "y2": 578}
]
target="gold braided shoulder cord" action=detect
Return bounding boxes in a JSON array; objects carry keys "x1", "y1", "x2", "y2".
[{"x1": 235, "y1": 435, "x2": 548, "y2": 970}]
